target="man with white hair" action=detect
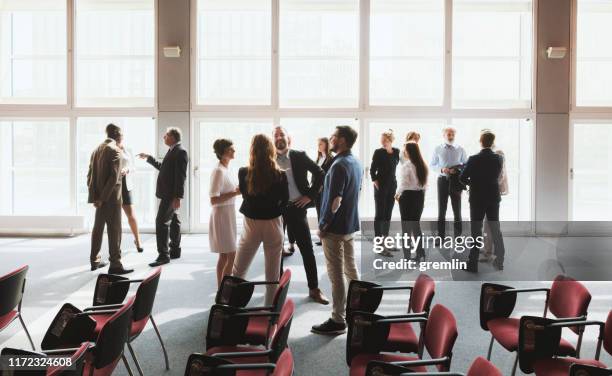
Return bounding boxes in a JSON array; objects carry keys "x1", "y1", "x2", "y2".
[{"x1": 431, "y1": 127, "x2": 467, "y2": 239}]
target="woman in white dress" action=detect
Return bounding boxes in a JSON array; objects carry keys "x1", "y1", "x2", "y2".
[{"x1": 210, "y1": 139, "x2": 241, "y2": 287}]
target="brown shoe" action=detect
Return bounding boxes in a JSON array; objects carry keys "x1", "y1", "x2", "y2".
[{"x1": 309, "y1": 288, "x2": 329, "y2": 305}]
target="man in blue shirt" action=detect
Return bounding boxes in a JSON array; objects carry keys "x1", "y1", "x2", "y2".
[
  {"x1": 431, "y1": 127, "x2": 467, "y2": 238},
  {"x1": 312, "y1": 125, "x2": 362, "y2": 335}
]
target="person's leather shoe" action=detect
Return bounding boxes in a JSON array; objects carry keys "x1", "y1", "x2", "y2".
[
  {"x1": 170, "y1": 248, "x2": 181, "y2": 259},
  {"x1": 108, "y1": 266, "x2": 134, "y2": 275},
  {"x1": 311, "y1": 319, "x2": 346, "y2": 335},
  {"x1": 91, "y1": 261, "x2": 108, "y2": 271},
  {"x1": 309, "y1": 288, "x2": 329, "y2": 305},
  {"x1": 282, "y1": 248, "x2": 294, "y2": 257},
  {"x1": 149, "y1": 258, "x2": 170, "y2": 267}
]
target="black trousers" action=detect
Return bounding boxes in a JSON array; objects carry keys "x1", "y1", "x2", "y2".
[
  {"x1": 437, "y1": 176, "x2": 462, "y2": 237},
  {"x1": 283, "y1": 204, "x2": 318, "y2": 289},
  {"x1": 156, "y1": 198, "x2": 182, "y2": 260},
  {"x1": 399, "y1": 190, "x2": 425, "y2": 258},
  {"x1": 468, "y1": 200, "x2": 505, "y2": 265},
  {"x1": 374, "y1": 182, "x2": 397, "y2": 237}
]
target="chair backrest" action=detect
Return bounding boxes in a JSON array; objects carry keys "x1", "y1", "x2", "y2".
[
  {"x1": 183, "y1": 353, "x2": 230, "y2": 376},
  {"x1": 467, "y1": 356, "x2": 502, "y2": 376},
  {"x1": 47, "y1": 342, "x2": 90, "y2": 376},
  {"x1": 0, "y1": 265, "x2": 28, "y2": 316},
  {"x1": 570, "y1": 363, "x2": 612, "y2": 376},
  {"x1": 345, "y1": 312, "x2": 391, "y2": 365},
  {"x1": 549, "y1": 275, "x2": 591, "y2": 333},
  {"x1": 479, "y1": 283, "x2": 517, "y2": 331},
  {"x1": 205, "y1": 305, "x2": 251, "y2": 350},
  {"x1": 409, "y1": 274, "x2": 435, "y2": 314},
  {"x1": 604, "y1": 310, "x2": 612, "y2": 357},
  {"x1": 518, "y1": 315, "x2": 562, "y2": 374},
  {"x1": 346, "y1": 280, "x2": 384, "y2": 315},
  {"x1": 215, "y1": 276, "x2": 254, "y2": 307},
  {"x1": 269, "y1": 299, "x2": 295, "y2": 362},
  {"x1": 423, "y1": 304, "x2": 458, "y2": 371},
  {"x1": 92, "y1": 297, "x2": 135, "y2": 371},
  {"x1": 92, "y1": 274, "x2": 130, "y2": 306},
  {"x1": 133, "y1": 267, "x2": 162, "y2": 322},
  {"x1": 273, "y1": 348, "x2": 294, "y2": 376}
]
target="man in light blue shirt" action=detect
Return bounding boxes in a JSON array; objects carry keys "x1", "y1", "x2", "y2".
[{"x1": 431, "y1": 127, "x2": 467, "y2": 238}]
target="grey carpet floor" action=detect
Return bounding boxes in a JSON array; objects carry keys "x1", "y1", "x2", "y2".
[{"x1": 1, "y1": 234, "x2": 611, "y2": 375}]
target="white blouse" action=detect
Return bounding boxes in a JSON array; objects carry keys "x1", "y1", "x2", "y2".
[
  {"x1": 209, "y1": 163, "x2": 237, "y2": 207},
  {"x1": 397, "y1": 158, "x2": 427, "y2": 193}
]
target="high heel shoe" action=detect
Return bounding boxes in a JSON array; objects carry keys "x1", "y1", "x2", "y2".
[{"x1": 135, "y1": 240, "x2": 144, "y2": 253}]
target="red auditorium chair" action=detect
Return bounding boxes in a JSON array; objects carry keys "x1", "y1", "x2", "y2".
[
  {"x1": 72, "y1": 267, "x2": 168, "y2": 375},
  {"x1": 183, "y1": 347, "x2": 294, "y2": 376},
  {"x1": 518, "y1": 311, "x2": 612, "y2": 376},
  {"x1": 346, "y1": 273, "x2": 435, "y2": 355},
  {"x1": 0, "y1": 342, "x2": 90, "y2": 376},
  {"x1": 480, "y1": 275, "x2": 592, "y2": 375},
  {"x1": 214, "y1": 270, "x2": 291, "y2": 347},
  {"x1": 0, "y1": 265, "x2": 35, "y2": 350},
  {"x1": 41, "y1": 298, "x2": 136, "y2": 376},
  {"x1": 205, "y1": 299, "x2": 295, "y2": 366},
  {"x1": 364, "y1": 356, "x2": 502, "y2": 376},
  {"x1": 347, "y1": 304, "x2": 458, "y2": 376}
]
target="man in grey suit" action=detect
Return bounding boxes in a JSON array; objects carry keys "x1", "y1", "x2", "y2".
[{"x1": 87, "y1": 124, "x2": 133, "y2": 275}]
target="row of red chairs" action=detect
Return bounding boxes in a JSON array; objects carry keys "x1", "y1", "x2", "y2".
[
  {"x1": 0, "y1": 266, "x2": 168, "y2": 376},
  {"x1": 184, "y1": 269, "x2": 295, "y2": 376},
  {"x1": 343, "y1": 274, "x2": 612, "y2": 376}
]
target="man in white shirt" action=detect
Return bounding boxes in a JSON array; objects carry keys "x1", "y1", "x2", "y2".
[{"x1": 431, "y1": 127, "x2": 467, "y2": 238}]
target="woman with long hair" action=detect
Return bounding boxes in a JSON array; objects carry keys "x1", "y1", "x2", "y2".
[
  {"x1": 116, "y1": 133, "x2": 144, "y2": 253},
  {"x1": 396, "y1": 141, "x2": 428, "y2": 261},
  {"x1": 233, "y1": 134, "x2": 289, "y2": 305},
  {"x1": 314, "y1": 137, "x2": 334, "y2": 245},
  {"x1": 209, "y1": 139, "x2": 241, "y2": 287}
]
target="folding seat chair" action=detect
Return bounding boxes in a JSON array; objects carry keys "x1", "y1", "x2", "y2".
[
  {"x1": 183, "y1": 347, "x2": 294, "y2": 376},
  {"x1": 0, "y1": 265, "x2": 35, "y2": 350},
  {"x1": 78, "y1": 267, "x2": 168, "y2": 375},
  {"x1": 215, "y1": 270, "x2": 291, "y2": 347},
  {"x1": 41, "y1": 298, "x2": 136, "y2": 376},
  {"x1": 346, "y1": 273, "x2": 435, "y2": 355},
  {"x1": 347, "y1": 304, "x2": 458, "y2": 376},
  {"x1": 364, "y1": 356, "x2": 502, "y2": 376},
  {"x1": 480, "y1": 275, "x2": 592, "y2": 375},
  {"x1": 0, "y1": 342, "x2": 91, "y2": 376},
  {"x1": 518, "y1": 311, "x2": 612, "y2": 376},
  {"x1": 205, "y1": 299, "x2": 295, "y2": 366}
]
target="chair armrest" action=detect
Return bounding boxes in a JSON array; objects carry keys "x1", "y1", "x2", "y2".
[
  {"x1": 500, "y1": 287, "x2": 550, "y2": 294},
  {"x1": 211, "y1": 349, "x2": 272, "y2": 359},
  {"x1": 83, "y1": 304, "x2": 124, "y2": 312},
  {"x1": 371, "y1": 285, "x2": 413, "y2": 291},
  {"x1": 216, "y1": 363, "x2": 276, "y2": 371},
  {"x1": 548, "y1": 320, "x2": 603, "y2": 330},
  {"x1": 76, "y1": 309, "x2": 119, "y2": 317},
  {"x1": 242, "y1": 306, "x2": 275, "y2": 312},
  {"x1": 246, "y1": 281, "x2": 279, "y2": 286},
  {"x1": 392, "y1": 356, "x2": 450, "y2": 368},
  {"x1": 43, "y1": 346, "x2": 89, "y2": 355},
  {"x1": 233, "y1": 312, "x2": 279, "y2": 318},
  {"x1": 377, "y1": 317, "x2": 428, "y2": 324},
  {"x1": 110, "y1": 279, "x2": 144, "y2": 285},
  {"x1": 382, "y1": 312, "x2": 428, "y2": 320}
]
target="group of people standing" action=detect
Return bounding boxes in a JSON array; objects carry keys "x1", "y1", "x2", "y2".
[
  {"x1": 370, "y1": 127, "x2": 508, "y2": 273},
  {"x1": 87, "y1": 124, "x2": 188, "y2": 275}
]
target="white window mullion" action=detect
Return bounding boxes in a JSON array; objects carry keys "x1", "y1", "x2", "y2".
[
  {"x1": 444, "y1": 0, "x2": 453, "y2": 112},
  {"x1": 359, "y1": 0, "x2": 370, "y2": 110},
  {"x1": 67, "y1": 0, "x2": 75, "y2": 109},
  {"x1": 272, "y1": 0, "x2": 280, "y2": 110}
]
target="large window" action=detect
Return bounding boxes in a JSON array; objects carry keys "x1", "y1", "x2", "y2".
[
  {"x1": 369, "y1": 0, "x2": 444, "y2": 106},
  {"x1": 196, "y1": 0, "x2": 271, "y2": 105},
  {"x1": 366, "y1": 119, "x2": 533, "y2": 221},
  {"x1": 280, "y1": 0, "x2": 360, "y2": 108},
  {"x1": 0, "y1": 119, "x2": 71, "y2": 215},
  {"x1": 572, "y1": 123, "x2": 612, "y2": 221},
  {"x1": 575, "y1": 0, "x2": 612, "y2": 107},
  {"x1": 453, "y1": 0, "x2": 532, "y2": 109},
  {"x1": 75, "y1": 0, "x2": 155, "y2": 107},
  {"x1": 76, "y1": 117, "x2": 157, "y2": 227},
  {"x1": 0, "y1": 0, "x2": 67, "y2": 104}
]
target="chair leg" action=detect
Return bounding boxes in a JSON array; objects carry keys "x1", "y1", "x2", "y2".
[
  {"x1": 122, "y1": 354, "x2": 135, "y2": 376},
  {"x1": 511, "y1": 353, "x2": 519, "y2": 376},
  {"x1": 486, "y1": 335, "x2": 495, "y2": 360},
  {"x1": 150, "y1": 315, "x2": 170, "y2": 370},
  {"x1": 127, "y1": 343, "x2": 144, "y2": 376},
  {"x1": 17, "y1": 313, "x2": 36, "y2": 351}
]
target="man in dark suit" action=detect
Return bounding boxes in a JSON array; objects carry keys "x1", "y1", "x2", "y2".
[
  {"x1": 274, "y1": 126, "x2": 329, "y2": 305},
  {"x1": 138, "y1": 127, "x2": 189, "y2": 266},
  {"x1": 460, "y1": 130, "x2": 505, "y2": 272},
  {"x1": 88, "y1": 124, "x2": 133, "y2": 274}
]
